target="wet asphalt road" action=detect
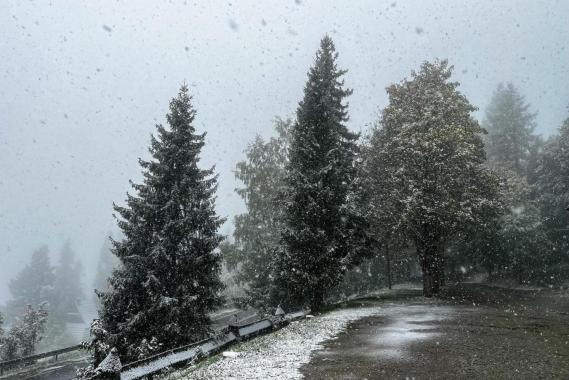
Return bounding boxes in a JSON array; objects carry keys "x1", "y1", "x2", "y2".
[{"x1": 300, "y1": 299, "x2": 569, "y2": 379}]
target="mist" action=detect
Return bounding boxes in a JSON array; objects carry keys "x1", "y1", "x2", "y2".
[{"x1": 1, "y1": 0, "x2": 568, "y2": 305}]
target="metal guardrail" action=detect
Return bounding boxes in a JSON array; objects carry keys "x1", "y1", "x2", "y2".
[
  {"x1": 0, "y1": 309, "x2": 309, "y2": 379},
  {"x1": 120, "y1": 310, "x2": 309, "y2": 380},
  {"x1": 0, "y1": 344, "x2": 83, "y2": 376}
]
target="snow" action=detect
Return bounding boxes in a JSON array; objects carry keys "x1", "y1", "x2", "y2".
[
  {"x1": 122, "y1": 333, "x2": 237, "y2": 380},
  {"x1": 96, "y1": 348, "x2": 122, "y2": 374},
  {"x1": 163, "y1": 306, "x2": 383, "y2": 380},
  {"x1": 236, "y1": 319, "x2": 272, "y2": 336}
]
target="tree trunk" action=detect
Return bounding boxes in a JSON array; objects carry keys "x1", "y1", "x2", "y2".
[
  {"x1": 417, "y1": 238, "x2": 444, "y2": 297},
  {"x1": 310, "y1": 289, "x2": 324, "y2": 312},
  {"x1": 486, "y1": 264, "x2": 493, "y2": 281},
  {"x1": 385, "y1": 243, "x2": 392, "y2": 290}
]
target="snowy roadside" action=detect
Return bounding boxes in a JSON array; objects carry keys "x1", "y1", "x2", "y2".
[{"x1": 161, "y1": 306, "x2": 383, "y2": 380}]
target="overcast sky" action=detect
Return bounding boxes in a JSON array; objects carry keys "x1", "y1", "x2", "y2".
[{"x1": 1, "y1": 0, "x2": 568, "y2": 303}]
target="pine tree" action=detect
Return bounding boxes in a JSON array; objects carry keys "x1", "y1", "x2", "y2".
[
  {"x1": 229, "y1": 118, "x2": 291, "y2": 307},
  {"x1": 98, "y1": 85, "x2": 224, "y2": 361},
  {"x1": 484, "y1": 83, "x2": 537, "y2": 175},
  {"x1": 274, "y1": 36, "x2": 368, "y2": 311},
  {"x1": 6, "y1": 246, "x2": 54, "y2": 321},
  {"x1": 375, "y1": 60, "x2": 501, "y2": 296}
]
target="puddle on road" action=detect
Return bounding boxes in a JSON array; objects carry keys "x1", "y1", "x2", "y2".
[{"x1": 364, "y1": 304, "x2": 454, "y2": 360}]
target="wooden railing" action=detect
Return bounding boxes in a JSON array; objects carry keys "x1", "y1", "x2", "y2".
[{"x1": 0, "y1": 344, "x2": 83, "y2": 376}]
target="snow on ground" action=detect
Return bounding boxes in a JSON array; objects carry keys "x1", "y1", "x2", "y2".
[{"x1": 162, "y1": 306, "x2": 383, "y2": 380}]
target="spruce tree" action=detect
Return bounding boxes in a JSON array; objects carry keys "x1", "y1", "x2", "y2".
[
  {"x1": 52, "y1": 241, "x2": 84, "y2": 321},
  {"x1": 484, "y1": 83, "x2": 537, "y2": 175},
  {"x1": 230, "y1": 118, "x2": 290, "y2": 307},
  {"x1": 0, "y1": 312, "x2": 4, "y2": 341},
  {"x1": 497, "y1": 169, "x2": 549, "y2": 283},
  {"x1": 274, "y1": 36, "x2": 367, "y2": 311},
  {"x1": 98, "y1": 85, "x2": 224, "y2": 361},
  {"x1": 375, "y1": 60, "x2": 501, "y2": 296},
  {"x1": 7, "y1": 246, "x2": 54, "y2": 321},
  {"x1": 535, "y1": 113, "x2": 569, "y2": 278},
  {"x1": 93, "y1": 235, "x2": 118, "y2": 296}
]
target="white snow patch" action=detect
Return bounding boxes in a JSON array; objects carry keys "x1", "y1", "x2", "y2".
[{"x1": 162, "y1": 306, "x2": 383, "y2": 380}]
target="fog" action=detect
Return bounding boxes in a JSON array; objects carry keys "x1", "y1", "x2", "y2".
[{"x1": 1, "y1": 0, "x2": 568, "y2": 304}]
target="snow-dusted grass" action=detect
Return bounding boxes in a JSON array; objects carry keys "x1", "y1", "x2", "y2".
[{"x1": 161, "y1": 306, "x2": 383, "y2": 380}]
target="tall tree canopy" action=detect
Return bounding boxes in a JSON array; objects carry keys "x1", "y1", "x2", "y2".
[
  {"x1": 484, "y1": 83, "x2": 537, "y2": 175},
  {"x1": 98, "y1": 85, "x2": 224, "y2": 361},
  {"x1": 52, "y1": 241, "x2": 84, "y2": 321},
  {"x1": 497, "y1": 169, "x2": 549, "y2": 283},
  {"x1": 374, "y1": 60, "x2": 501, "y2": 296},
  {"x1": 534, "y1": 112, "x2": 569, "y2": 277},
  {"x1": 93, "y1": 234, "x2": 119, "y2": 296},
  {"x1": 7, "y1": 246, "x2": 54, "y2": 320},
  {"x1": 274, "y1": 36, "x2": 369, "y2": 310},
  {"x1": 227, "y1": 118, "x2": 291, "y2": 307}
]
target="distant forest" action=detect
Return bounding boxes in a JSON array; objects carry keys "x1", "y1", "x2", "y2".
[{"x1": 2, "y1": 36, "x2": 569, "y2": 373}]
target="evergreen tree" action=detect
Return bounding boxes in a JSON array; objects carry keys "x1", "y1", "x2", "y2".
[
  {"x1": 484, "y1": 83, "x2": 537, "y2": 175},
  {"x1": 0, "y1": 305, "x2": 49, "y2": 360},
  {"x1": 52, "y1": 241, "x2": 84, "y2": 321},
  {"x1": 274, "y1": 36, "x2": 369, "y2": 310},
  {"x1": 375, "y1": 60, "x2": 501, "y2": 296},
  {"x1": 535, "y1": 112, "x2": 569, "y2": 279},
  {"x1": 77, "y1": 319, "x2": 111, "y2": 378},
  {"x1": 0, "y1": 312, "x2": 4, "y2": 336},
  {"x1": 498, "y1": 169, "x2": 549, "y2": 283},
  {"x1": 93, "y1": 235, "x2": 119, "y2": 295},
  {"x1": 98, "y1": 85, "x2": 224, "y2": 361},
  {"x1": 16, "y1": 305, "x2": 49, "y2": 357},
  {"x1": 6, "y1": 246, "x2": 54, "y2": 321},
  {"x1": 526, "y1": 135, "x2": 545, "y2": 187},
  {"x1": 363, "y1": 127, "x2": 411, "y2": 289},
  {"x1": 229, "y1": 118, "x2": 291, "y2": 307}
]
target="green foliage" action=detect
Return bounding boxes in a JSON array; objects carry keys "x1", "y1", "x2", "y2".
[
  {"x1": 228, "y1": 118, "x2": 291, "y2": 308},
  {"x1": 484, "y1": 83, "x2": 537, "y2": 175},
  {"x1": 273, "y1": 36, "x2": 370, "y2": 310},
  {"x1": 52, "y1": 241, "x2": 84, "y2": 321},
  {"x1": 373, "y1": 60, "x2": 502, "y2": 296},
  {"x1": 497, "y1": 169, "x2": 549, "y2": 283},
  {"x1": 6, "y1": 246, "x2": 54, "y2": 321},
  {"x1": 98, "y1": 85, "x2": 225, "y2": 361},
  {"x1": 0, "y1": 305, "x2": 49, "y2": 360},
  {"x1": 77, "y1": 319, "x2": 111, "y2": 378},
  {"x1": 533, "y1": 114, "x2": 569, "y2": 282},
  {"x1": 93, "y1": 235, "x2": 119, "y2": 297},
  {"x1": 0, "y1": 312, "x2": 4, "y2": 337}
]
